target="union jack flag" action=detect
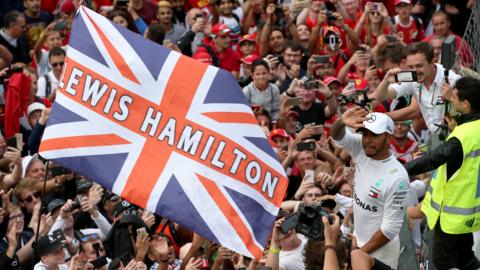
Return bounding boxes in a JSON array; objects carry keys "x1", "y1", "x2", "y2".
[{"x1": 39, "y1": 6, "x2": 288, "y2": 259}]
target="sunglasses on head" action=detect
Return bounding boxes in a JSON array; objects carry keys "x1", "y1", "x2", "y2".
[
  {"x1": 80, "y1": 233, "x2": 99, "y2": 242},
  {"x1": 51, "y1": 61, "x2": 64, "y2": 67},
  {"x1": 22, "y1": 192, "x2": 40, "y2": 203}
]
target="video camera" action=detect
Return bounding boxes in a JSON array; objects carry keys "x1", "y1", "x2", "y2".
[{"x1": 280, "y1": 202, "x2": 333, "y2": 241}]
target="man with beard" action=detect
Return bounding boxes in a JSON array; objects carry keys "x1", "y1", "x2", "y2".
[
  {"x1": 331, "y1": 108, "x2": 410, "y2": 269},
  {"x1": 170, "y1": 0, "x2": 186, "y2": 28}
]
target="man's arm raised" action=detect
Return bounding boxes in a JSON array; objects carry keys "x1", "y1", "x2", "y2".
[{"x1": 330, "y1": 106, "x2": 369, "y2": 141}]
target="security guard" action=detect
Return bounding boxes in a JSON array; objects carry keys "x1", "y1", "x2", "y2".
[{"x1": 405, "y1": 77, "x2": 480, "y2": 270}]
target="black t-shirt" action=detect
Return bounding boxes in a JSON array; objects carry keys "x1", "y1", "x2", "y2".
[{"x1": 292, "y1": 102, "x2": 327, "y2": 132}]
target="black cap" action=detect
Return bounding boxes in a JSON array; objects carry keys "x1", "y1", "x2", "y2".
[
  {"x1": 35, "y1": 235, "x2": 63, "y2": 257},
  {"x1": 47, "y1": 199, "x2": 65, "y2": 213},
  {"x1": 76, "y1": 178, "x2": 93, "y2": 193},
  {"x1": 112, "y1": 200, "x2": 135, "y2": 217}
]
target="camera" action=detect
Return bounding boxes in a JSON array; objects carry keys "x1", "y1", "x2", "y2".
[
  {"x1": 338, "y1": 89, "x2": 373, "y2": 108},
  {"x1": 325, "y1": 10, "x2": 337, "y2": 21},
  {"x1": 280, "y1": 203, "x2": 333, "y2": 240},
  {"x1": 303, "y1": 79, "x2": 320, "y2": 90},
  {"x1": 297, "y1": 141, "x2": 316, "y2": 151}
]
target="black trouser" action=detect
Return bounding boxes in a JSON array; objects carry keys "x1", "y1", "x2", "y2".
[{"x1": 432, "y1": 221, "x2": 480, "y2": 270}]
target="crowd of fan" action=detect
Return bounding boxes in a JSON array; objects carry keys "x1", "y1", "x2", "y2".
[{"x1": 0, "y1": 0, "x2": 477, "y2": 269}]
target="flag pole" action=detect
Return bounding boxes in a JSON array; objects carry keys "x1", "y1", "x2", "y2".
[{"x1": 33, "y1": 159, "x2": 50, "y2": 260}]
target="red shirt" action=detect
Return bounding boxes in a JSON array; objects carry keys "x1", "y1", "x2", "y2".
[
  {"x1": 393, "y1": 15, "x2": 424, "y2": 44},
  {"x1": 195, "y1": 46, "x2": 240, "y2": 73},
  {"x1": 359, "y1": 25, "x2": 391, "y2": 47}
]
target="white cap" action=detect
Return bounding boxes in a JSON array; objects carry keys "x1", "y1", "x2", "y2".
[
  {"x1": 27, "y1": 102, "x2": 46, "y2": 117},
  {"x1": 356, "y1": 112, "x2": 394, "y2": 135}
]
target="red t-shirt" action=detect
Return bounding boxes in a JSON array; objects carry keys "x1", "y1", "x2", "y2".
[
  {"x1": 195, "y1": 46, "x2": 241, "y2": 73},
  {"x1": 393, "y1": 15, "x2": 424, "y2": 44},
  {"x1": 359, "y1": 25, "x2": 391, "y2": 47}
]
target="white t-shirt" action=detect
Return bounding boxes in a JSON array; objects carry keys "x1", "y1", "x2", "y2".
[
  {"x1": 390, "y1": 63, "x2": 460, "y2": 134},
  {"x1": 279, "y1": 234, "x2": 307, "y2": 270},
  {"x1": 333, "y1": 130, "x2": 410, "y2": 257},
  {"x1": 37, "y1": 70, "x2": 59, "y2": 98},
  {"x1": 34, "y1": 261, "x2": 69, "y2": 270}
]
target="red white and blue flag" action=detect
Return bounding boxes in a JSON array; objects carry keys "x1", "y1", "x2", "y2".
[{"x1": 39, "y1": 6, "x2": 288, "y2": 259}]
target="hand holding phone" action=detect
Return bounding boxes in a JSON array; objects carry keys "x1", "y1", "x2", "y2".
[
  {"x1": 304, "y1": 170, "x2": 315, "y2": 183},
  {"x1": 394, "y1": 71, "x2": 418, "y2": 82}
]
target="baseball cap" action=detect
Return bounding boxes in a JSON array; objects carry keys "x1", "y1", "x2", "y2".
[
  {"x1": 394, "y1": 0, "x2": 411, "y2": 5},
  {"x1": 193, "y1": 51, "x2": 213, "y2": 65},
  {"x1": 239, "y1": 33, "x2": 256, "y2": 45},
  {"x1": 47, "y1": 198, "x2": 65, "y2": 213},
  {"x1": 27, "y1": 102, "x2": 46, "y2": 117},
  {"x1": 323, "y1": 76, "x2": 341, "y2": 86},
  {"x1": 356, "y1": 112, "x2": 394, "y2": 135},
  {"x1": 269, "y1": 129, "x2": 291, "y2": 141},
  {"x1": 353, "y1": 78, "x2": 368, "y2": 90},
  {"x1": 35, "y1": 235, "x2": 63, "y2": 257},
  {"x1": 211, "y1": 23, "x2": 231, "y2": 37},
  {"x1": 113, "y1": 200, "x2": 135, "y2": 217},
  {"x1": 241, "y1": 54, "x2": 260, "y2": 65},
  {"x1": 287, "y1": 111, "x2": 299, "y2": 119}
]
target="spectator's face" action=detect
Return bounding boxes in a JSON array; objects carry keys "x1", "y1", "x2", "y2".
[
  {"x1": 315, "y1": 62, "x2": 334, "y2": 77},
  {"x1": 46, "y1": 31, "x2": 62, "y2": 49},
  {"x1": 50, "y1": 54, "x2": 65, "y2": 78},
  {"x1": 219, "y1": 0, "x2": 233, "y2": 15},
  {"x1": 269, "y1": 31, "x2": 285, "y2": 54},
  {"x1": 405, "y1": 53, "x2": 434, "y2": 84},
  {"x1": 342, "y1": 0, "x2": 358, "y2": 17},
  {"x1": 395, "y1": 3, "x2": 411, "y2": 18},
  {"x1": 11, "y1": 16, "x2": 27, "y2": 38},
  {"x1": 327, "y1": 82, "x2": 341, "y2": 96},
  {"x1": 24, "y1": 0, "x2": 41, "y2": 14},
  {"x1": 311, "y1": 0, "x2": 324, "y2": 12},
  {"x1": 19, "y1": 190, "x2": 40, "y2": 213},
  {"x1": 339, "y1": 183, "x2": 352, "y2": 197},
  {"x1": 82, "y1": 241, "x2": 106, "y2": 260},
  {"x1": 28, "y1": 110, "x2": 42, "y2": 128},
  {"x1": 303, "y1": 186, "x2": 322, "y2": 204},
  {"x1": 432, "y1": 14, "x2": 450, "y2": 36},
  {"x1": 285, "y1": 116, "x2": 297, "y2": 135},
  {"x1": 252, "y1": 65, "x2": 269, "y2": 87},
  {"x1": 42, "y1": 248, "x2": 66, "y2": 266},
  {"x1": 214, "y1": 35, "x2": 231, "y2": 50},
  {"x1": 296, "y1": 151, "x2": 315, "y2": 172},
  {"x1": 393, "y1": 122, "x2": 410, "y2": 139},
  {"x1": 170, "y1": 0, "x2": 185, "y2": 12},
  {"x1": 28, "y1": 72, "x2": 39, "y2": 97},
  {"x1": 361, "y1": 131, "x2": 389, "y2": 158},
  {"x1": 157, "y1": 7, "x2": 173, "y2": 25},
  {"x1": 430, "y1": 38, "x2": 444, "y2": 63},
  {"x1": 9, "y1": 209, "x2": 24, "y2": 233},
  {"x1": 283, "y1": 48, "x2": 302, "y2": 66},
  {"x1": 355, "y1": 52, "x2": 371, "y2": 71},
  {"x1": 299, "y1": 87, "x2": 316, "y2": 104},
  {"x1": 28, "y1": 160, "x2": 46, "y2": 179},
  {"x1": 113, "y1": 15, "x2": 128, "y2": 28},
  {"x1": 297, "y1": 25, "x2": 310, "y2": 42},
  {"x1": 150, "y1": 236, "x2": 176, "y2": 264},
  {"x1": 64, "y1": 212, "x2": 74, "y2": 229},
  {"x1": 367, "y1": 74, "x2": 381, "y2": 91},
  {"x1": 239, "y1": 41, "x2": 255, "y2": 55},
  {"x1": 272, "y1": 136, "x2": 288, "y2": 148},
  {"x1": 368, "y1": 10, "x2": 382, "y2": 24}
]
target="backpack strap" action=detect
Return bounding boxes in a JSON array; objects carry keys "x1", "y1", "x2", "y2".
[{"x1": 44, "y1": 74, "x2": 52, "y2": 98}]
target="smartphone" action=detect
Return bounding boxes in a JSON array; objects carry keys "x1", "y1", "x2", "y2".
[
  {"x1": 297, "y1": 141, "x2": 316, "y2": 151},
  {"x1": 51, "y1": 166, "x2": 70, "y2": 177},
  {"x1": 52, "y1": 229, "x2": 66, "y2": 242},
  {"x1": 280, "y1": 213, "x2": 299, "y2": 234},
  {"x1": 385, "y1": 35, "x2": 397, "y2": 43},
  {"x1": 285, "y1": 97, "x2": 303, "y2": 107},
  {"x1": 137, "y1": 227, "x2": 147, "y2": 237},
  {"x1": 276, "y1": 56, "x2": 284, "y2": 65},
  {"x1": 311, "y1": 125, "x2": 324, "y2": 135},
  {"x1": 91, "y1": 256, "x2": 108, "y2": 269},
  {"x1": 395, "y1": 71, "x2": 418, "y2": 82},
  {"x1": 304, "y1": 170, "x2": 314, "y2": 183},
  {"x1": 6, "y1": 137, "x2": 17, "y2": 148},
  {"x1": 313, "y1": 55, "x2": 331, "y2": 64}
]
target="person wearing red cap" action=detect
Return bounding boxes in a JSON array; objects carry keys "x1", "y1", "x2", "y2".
[
  {"x1": 238, "y1": 54, "x2": 259, "y2": 87},
  {"x1": 237, "y1": 33, "x2": 256, "y2": 58},
  {"x1": 392, "y1": 0, "x2": 425, "y2": 44},
  {"x1": 193, "y1": 23, "x2": 240, "y2": 77}
]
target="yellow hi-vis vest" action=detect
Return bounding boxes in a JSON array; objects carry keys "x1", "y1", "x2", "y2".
[{"x1": 421, "y1": 119, "x2": 480, "y2": 234}]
